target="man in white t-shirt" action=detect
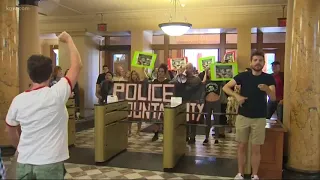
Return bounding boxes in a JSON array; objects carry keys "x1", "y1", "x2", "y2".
[{"x1": 5, "y1": 31, "x2": 82, "y2": 180}]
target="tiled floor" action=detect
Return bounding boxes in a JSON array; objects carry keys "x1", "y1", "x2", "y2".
[
  {"x1": 75, "y1": 124, "x2": 238, "y2": 159},
  {"x1": 2, "y1": 123, "x2": 238, "y2": 179},
  {"x1": 2, "y1": 158, "x2": 231, "y2": 179}
]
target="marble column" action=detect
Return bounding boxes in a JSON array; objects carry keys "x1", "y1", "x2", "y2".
[
  {"x1": 130, "y1": 30, "x2": 153, "y2": 77},
  {"x1": 287, "y1": 0, "x2": 320, "y2": 173},
  {"x1": 0, "y1": 0, "x2": 19, "y2": 146},
  {"x1": 18, "y1": 0, "x2": 40, "y2": 92},
  {"x1": 237, "y1": 27, "x2": 252, "y2": 71}
]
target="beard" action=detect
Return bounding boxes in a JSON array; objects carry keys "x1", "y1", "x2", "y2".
[{"x1": 251, "y1": 64, "x2": 263, "y2": 72}]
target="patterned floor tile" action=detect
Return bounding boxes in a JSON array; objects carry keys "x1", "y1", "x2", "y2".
[{"x1": 75, "y1": 123, "x2": 237, "y2": 159}]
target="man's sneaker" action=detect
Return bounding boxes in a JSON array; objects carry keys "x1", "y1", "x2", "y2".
[
  {"x1": 251, "y1": 175, "x2": 259, "y2": 180},
  {"x1": 234, "y1": 173, "x2": 244, "y2": 180},
  {"x1": 202, "y1": 139, "x2": 209, "y2": 145}
]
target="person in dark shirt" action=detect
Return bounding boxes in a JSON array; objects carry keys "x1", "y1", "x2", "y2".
[
  {"x1": 223, "y1": 51, "x2": 276, "y2": 180},
  {"x1": 198, "y1": 68, "x2": 224, "y2": 145},
  {"x1": 99, "y1": 72, "x2": 114, "y2": 104},
  {"x1": 95, "y1": 65, "x2": 109, "y2": 100},
  {"x1": 171, "y1": 63, "x2": 202, "y2": 144},
  {"x1": 65, "y1": 69, "x2": 80, "y2": 118},
  {"x1": 267, "y1": 61, "x2": 284, "y2": 121},
  {"x1": 152, "y1": 64, "x2": 170, "y2": 142}
]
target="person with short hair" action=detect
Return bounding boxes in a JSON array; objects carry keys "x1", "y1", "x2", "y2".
[
  {"x1": 267, "y1": 61, "x2": 284, "y2": 121},
  {"x1": 223, "y1": 51, "x2": 276, "y2": 180},
  {"x1": 95, "y1": 65, "x2": 109, "y2": 100},
  {"x1": 113, "y1": 66, "x2": 126, "y2": 82},
  {"x1": 99, "y1": 71, "x2": 114, "y2": 104},
  {"x1": 5, "y1": 31, "x2": 82, "y2": 179}
]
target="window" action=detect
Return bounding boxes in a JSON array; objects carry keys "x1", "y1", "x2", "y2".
[
  {"x1": 264, "y1": 53, "x2": 275, "y2": 74},
  {"x1": 184, "y1": 49, "x2": 219, "y2": 70},
  {"x1": 53, "y1": 49, "x2": 59, "y2": 66}
]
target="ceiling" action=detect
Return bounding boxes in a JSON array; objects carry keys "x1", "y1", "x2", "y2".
[{"x1": 38, "y1": 0, "x2": 288, "y2": 16}]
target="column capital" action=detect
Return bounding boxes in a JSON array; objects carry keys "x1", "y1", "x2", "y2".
[{"x1": 19, "y1": 0, "x2": 40, "y2": 6}]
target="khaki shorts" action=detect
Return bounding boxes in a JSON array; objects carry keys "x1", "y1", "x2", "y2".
[{"x1": 235, "y1": 115, "x2": 266, "y2": 145}]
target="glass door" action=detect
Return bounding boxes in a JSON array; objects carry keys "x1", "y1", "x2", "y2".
[{"x1": 110, "y1": 51, "x2": 130, "y2": 73}]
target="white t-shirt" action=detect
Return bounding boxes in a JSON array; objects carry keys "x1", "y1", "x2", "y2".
[{"x1": 6, "y1": 77, "x2": 72, "y2": 165}]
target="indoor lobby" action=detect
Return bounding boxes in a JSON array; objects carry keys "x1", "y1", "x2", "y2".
[{"x1": 1, "y1": 0, "x2": 320, "y2": 179}]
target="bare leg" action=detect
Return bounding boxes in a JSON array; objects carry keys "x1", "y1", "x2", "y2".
[
  {"x1": 238, "y1": 142, "x2": 247, "y2": 175},
  {"x1": 251, "y1": 144, "x2": 261, "y2": 175},
  {"x1": 137, "y1": 122, "x2": 142, "y2": 135},
  {"x1": 128, "y1": 123, "x2": 132, "y2": 136}
]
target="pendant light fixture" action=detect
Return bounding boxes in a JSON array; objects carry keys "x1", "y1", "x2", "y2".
[{"x1": 159, "y1": 0, "x2": 192, "y2": 36}]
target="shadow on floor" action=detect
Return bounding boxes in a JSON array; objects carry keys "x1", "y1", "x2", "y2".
[{"x1": 66, "y1": 147, "x2": 237, "y2": 177}]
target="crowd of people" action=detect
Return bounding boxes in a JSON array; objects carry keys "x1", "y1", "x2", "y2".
[
  {"x1": 95, "y1": 51, "x2": 284, "y2": 180},
  {"x1": 1, "y1": 29, "x2": 284, "y2": 180}
]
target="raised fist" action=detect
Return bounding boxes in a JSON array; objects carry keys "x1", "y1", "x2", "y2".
[{"x1": 58, "y1": 31, "x2": 71, "y2": 43}]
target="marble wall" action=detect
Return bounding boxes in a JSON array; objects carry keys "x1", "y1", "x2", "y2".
[
  {"x1": 287, "y1": 0, "x2": 320, "y2": 172},
  {"x1": 0, "y1": 0, "x2": 19, "y2": 120}
]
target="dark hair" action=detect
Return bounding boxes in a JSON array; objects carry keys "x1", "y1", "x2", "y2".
[
  {"x1": 158, "y1": 63, "x2": 168, "y2": 73},
  {"x1": 103, "y1": 65, "x2": 108, "y2": 68},
  {"x1": 65, "y1": 69, "x2": 69, "y2": 76},
  {"x1": 129, "y1": 70, "x2": 140, "y2": 82},
  {"x1": 52, "y1": 66, "x2": 62, "y2": 80},
  {"x1": 250, "y1": 51, "x2": 265, "y2": 61},
  {"x1": 27, "y1": 55, "x2": 53, "y2": 83},
  {"x1": 271, "y1": 61, "x2": 280, "y2": 66},
  {"x1": 106, "y1": 71, "x2": 113, "y2": 77}
]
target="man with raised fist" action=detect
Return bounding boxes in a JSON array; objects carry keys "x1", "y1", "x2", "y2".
[{"x1": 5, "y1": 31, "x2": 82, "y2": 179}]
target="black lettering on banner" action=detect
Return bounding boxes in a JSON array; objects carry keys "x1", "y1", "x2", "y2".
[{"x1": 113, "y1": 82, "x2": 204, "y2": 122}]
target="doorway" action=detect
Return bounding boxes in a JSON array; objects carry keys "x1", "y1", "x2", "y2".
[
  {"x1": 108, "y1": 51, "x2": 131, "y2": 73},
  {"x1": 184, "y1": 49, "x2": 219, "y2": 70}
]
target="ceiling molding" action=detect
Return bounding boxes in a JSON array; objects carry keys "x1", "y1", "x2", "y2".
[{"x1": 39, "y1": 4, "x2": 284, "y2": 24}]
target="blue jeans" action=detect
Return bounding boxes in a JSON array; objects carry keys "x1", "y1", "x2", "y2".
[{"x1": 267, "y1": 100, "x2": 283, "y2": 122}]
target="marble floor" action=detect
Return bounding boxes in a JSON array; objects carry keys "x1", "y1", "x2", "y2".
[
  {"x1": 2, "y1": 158, "x2": 232, "y2": 179},
  {"x1": 75, "y1": 125, "x2": 238, "y2": 159},
  {"x1": 2, "y1": 122, "x2": 319, "y2": 179}
]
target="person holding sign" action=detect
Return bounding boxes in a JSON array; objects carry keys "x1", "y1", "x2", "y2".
[
  {"x1": 223, "y1": 51, "x2": 276, "y2": 180},
  {"x1": 128, "y1": 70, "x2": 144, "y2": 136},
  {"x1": 151, "y1": 64, "x2": 170, "y2": 141}
]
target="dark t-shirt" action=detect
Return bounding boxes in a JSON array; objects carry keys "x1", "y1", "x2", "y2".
[
  {"x1": 205, "y1": 81, "x2": 222, "y2": 96},
  {"x1": 96, "y1": 73, "x2": 106, "y2": 85},
  {"x1": 199, "y1": 71, "x2": 222, "y2": 96},
  {"x1": 234, "y1": 71, "x2": 276, "y2": 118}
]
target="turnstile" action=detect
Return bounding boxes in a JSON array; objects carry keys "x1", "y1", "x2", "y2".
[
  {"x1": 94, "y1": 101, "x2": 129, "y2": 162},
  {"x1": 67, "y1": 98, "x2": 76, "y2": 146},
  {"x1": 163, "y1": 103, "x2": 187, "y2": 171}
]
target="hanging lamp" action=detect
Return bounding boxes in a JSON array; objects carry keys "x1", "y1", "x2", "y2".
[{"x1": 159, "y1": 0, "x2": 192, "y2": 36}]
